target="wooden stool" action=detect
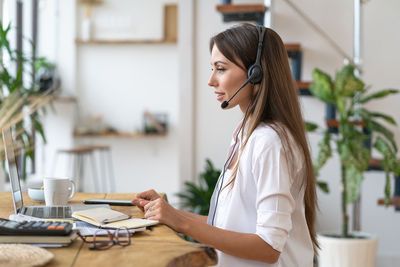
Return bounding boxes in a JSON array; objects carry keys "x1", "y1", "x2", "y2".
[
  {"x1": 83, "y1": 145, "x2": 116, "y2": 193},
  {"x1": 52, "y1": 146, "x2": 99, "y2": 192},
  {"x1": 52, "y1": 145, "x2": 115, "y2": 192}
]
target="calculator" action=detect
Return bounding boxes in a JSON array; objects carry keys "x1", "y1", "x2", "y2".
[{"x1": 0, "y1": 218, "x2": 73, "y2": 236}]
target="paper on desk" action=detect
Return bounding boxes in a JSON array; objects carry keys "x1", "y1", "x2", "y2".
[
  {"x1": 74, "y1": 221, "x2": 146, "y2": 236},
  {"x1": 8, "y1": 214, "x2": 74, "y2": 224},
  {"x1": 9, "y1": 214, "x2": 43, "y2": 222}
]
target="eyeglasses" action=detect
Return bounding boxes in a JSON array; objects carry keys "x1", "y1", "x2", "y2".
[{"x1": 77, "y1": 227, "x2": 131, "y2": 250}]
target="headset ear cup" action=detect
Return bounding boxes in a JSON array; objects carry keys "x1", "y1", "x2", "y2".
[{"x1": 247, "y1": 64, "x2": 263, "y2": 84}]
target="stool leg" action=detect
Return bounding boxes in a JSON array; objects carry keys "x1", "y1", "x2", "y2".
[
  {"x1": 72, "y1": 154, "x2": 79, "y2": 191},
  {"x1": 89, "y1": 152, "x2": 100, "y2": 192},
  {"x1": 98, "y1": 150, "x2": 108, "y2": 192},
  {"x1": 78, "y1": 154, "x2": 85, "y2": 192},
  {"x1": 106, "y1": 150, "x2": 116, "y2": 193}
]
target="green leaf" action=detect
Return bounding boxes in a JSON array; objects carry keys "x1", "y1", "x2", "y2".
[
  {"x1": 368, "y1": 112, "x2": 397, "y2": 125},
  {"x1": 305, "y1": 121, "x2": 318, "y2": 132},
  {"x1": 373, "y1": 137, "x2": 400, "y2": 175},
  {"x1": 0, "y1": 23, "x2": 13, "y2": 57},
  {"x1": 313, "y1": 131, "x2": 332, "y2": 176},
  {"x1": 309, "y1": 69, "x2": 335, "y2": 104},
  {"x1": 384, "y1": 171, "x2": 391, "y2": 206},
  {"x1": 336, "y1": 97, "x2": 347, "y2": 116},
  {"x1": 365, "y1": 120, "x2": 397, "y2": 152},
  {"x1": 359, "y1": 89, "x2": 398, "y2": 104},
  {"x1": 345, "y1": 165, "x2": 364, "y2": 204},
  {"x1": 32, "y1": 115, "x2": 47, "y2": 143},
  {"x1": 337, "y1": 131, "x2": 370, "y2": 172},
  {"x1": 317, "y1": 181, "x2": 329, "y2": 193},
  {"x1": 334, "y1": 65, "x2": 364, "y2": 97}
]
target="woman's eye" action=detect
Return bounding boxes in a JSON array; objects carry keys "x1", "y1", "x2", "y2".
[{"x1": 217, "y1": 68, "x2": 226, "y2": 72}]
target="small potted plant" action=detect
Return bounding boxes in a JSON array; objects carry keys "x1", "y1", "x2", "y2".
[
  {"x1": 307, "y1": 64, "x2": 400, "y2": 267},
  {"x1": 176, "y1": 159, "x2": 221, "y2": 216}
]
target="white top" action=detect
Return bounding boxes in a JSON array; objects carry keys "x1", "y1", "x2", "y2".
[{"x1": 208, "y1": 122, "x2": 314, "y2": 267}]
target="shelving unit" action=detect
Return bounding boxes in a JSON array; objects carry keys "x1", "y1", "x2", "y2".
[
  {"x1": 73, "y1": 3, "x2": 177, "y2": 139},
  {"x1": 73, "y1": 131, "x2": 166, "y2": 139},
  {"x1": 76, "y1": 4, "x2": 177, "y2": 46}
]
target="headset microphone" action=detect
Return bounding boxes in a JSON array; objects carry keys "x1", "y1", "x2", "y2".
[{"x1": 220, "y1": 26, "x2": 266, "y2": 109}]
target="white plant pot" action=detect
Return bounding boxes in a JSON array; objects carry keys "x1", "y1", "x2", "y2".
[{"x1": 317, "y1": 232, "x2": 378, "y2": 267}]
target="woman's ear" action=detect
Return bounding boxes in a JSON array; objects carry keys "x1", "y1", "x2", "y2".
[{"x1": 253, "y1": 84, "x2": 260, "y2": 96}]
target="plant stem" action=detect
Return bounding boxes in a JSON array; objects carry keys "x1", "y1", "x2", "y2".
[{"x1": 341, "y1": 165, "x2": 349, "y2": 237}]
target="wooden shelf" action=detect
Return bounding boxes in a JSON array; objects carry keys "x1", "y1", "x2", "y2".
[
  {"x1": 76, "y1": 4, "x2": 177, "y2": 45},
  {"x1": 76, "y1": 39, "x2": 176, "y2": 45},
  {"x1": 53, "y1": 96, "x2": 77, "y2": 103},
  {"x1": 73, "y1": 131, "x2": 166, "y2": 138},
  {"x1": 377, "y1": 197, "x2": 400, "y2": 207}
]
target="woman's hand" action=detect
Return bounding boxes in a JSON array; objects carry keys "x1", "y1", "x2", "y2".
[
  {"x1": 143, "y1": 198, "x2": 184, "y2": 232},
  {"x1": 132, "y1": 189, "x2": 161, "y2": 212}
]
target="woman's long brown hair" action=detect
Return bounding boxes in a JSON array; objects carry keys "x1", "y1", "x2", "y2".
[{"x1": 210, "y1": 23, "x2": 319, "y2": 252}]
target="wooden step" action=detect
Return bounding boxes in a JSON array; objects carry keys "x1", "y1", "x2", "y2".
[
  {"x1": 377, "y1": 197, "x2": 400, "y2": 207},
  {"x1": 326, "y1": 119, "x2": 366, "y2": 128},
  {"x1": 216, "y1": 4, "x2": 268, "y2": 13},
  {"x1": 368, "y1": 158, "x2": 382, "y2": 169},
  {"x1": 296, "y1": 81, "x2": 311, "y2": 96},
  {"x1": 285, "y1": 43, "x2": 301, "y2": 52},
  {"x1": 216, "y1": 4, "x2": 268, "y2": 24},
  {"x1": 296, "y1": 81, "x2": 310, "y2": 89}
]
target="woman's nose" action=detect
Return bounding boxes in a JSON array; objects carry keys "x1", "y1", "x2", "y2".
[{"x1": 208, "y1": 73, "x2": 216, "y2": 87}]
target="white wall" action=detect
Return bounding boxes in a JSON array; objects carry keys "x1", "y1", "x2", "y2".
[
  {"x1": 194, "y1": 0, "x2": 400, "y2": 265},
  {"x1": 34, "y1": 0, "x2": 181, "y2": 205}
]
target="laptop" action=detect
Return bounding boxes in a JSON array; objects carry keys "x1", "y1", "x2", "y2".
[{"x1": 2, "y1": 127, "x2": 109, "y2": 219}]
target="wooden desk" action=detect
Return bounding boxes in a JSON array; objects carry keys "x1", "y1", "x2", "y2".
[{"x1": 0, "y1": 192, "x2": 217, "y2": 267}]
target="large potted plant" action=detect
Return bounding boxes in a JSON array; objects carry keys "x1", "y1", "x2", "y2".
[
  {"x1": 0, "y1": 22, "x2": 51, "y2": 181},
  {"x1": 307, "y1": 64, "x2": 400, "y2": 267}
]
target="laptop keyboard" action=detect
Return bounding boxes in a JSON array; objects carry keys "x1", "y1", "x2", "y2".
[{"x1": 31, "y1": 206, "x2": 72, "y2": 218}]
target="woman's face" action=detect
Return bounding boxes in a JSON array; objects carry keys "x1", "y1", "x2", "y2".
[{"x1": 208, "y1": 44, "x2": 253, "y2": 112}]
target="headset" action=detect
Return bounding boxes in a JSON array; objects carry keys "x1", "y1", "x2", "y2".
[
  {"x1": 220, "y1": 25, "x2": 266, "y2": 109},
  {"x1": 211, "y1": 25, "x2": 266, "y2": 226}
]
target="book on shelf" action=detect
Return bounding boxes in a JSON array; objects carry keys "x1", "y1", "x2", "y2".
[
  {"x1": 0, "y1": 230, "x2": 78, "y2": 246},
  {"x1": 72, "y1": 207, "x2": 158, "y2": 229}
]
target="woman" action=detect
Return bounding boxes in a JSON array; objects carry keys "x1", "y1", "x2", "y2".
[{"x1": 133, "y1": 24, "x2": 318, "y2": 266}]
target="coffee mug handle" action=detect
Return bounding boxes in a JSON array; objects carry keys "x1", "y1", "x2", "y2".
[{"x1": 68, "y1": 180, "x2": 76, "y2": 199}]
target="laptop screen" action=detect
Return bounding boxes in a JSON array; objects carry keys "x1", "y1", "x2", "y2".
[{"x1": 2, "y1": 127, "x2": 24, "y2": 213}]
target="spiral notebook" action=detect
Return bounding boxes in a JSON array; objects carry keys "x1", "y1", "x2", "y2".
[{"x1": 72, "y1": 207, "x2": 158, "y2": 229}]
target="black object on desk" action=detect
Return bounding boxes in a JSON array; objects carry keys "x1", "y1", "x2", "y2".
[
  {"x1": 83, "y1": 199, "x2": 134, "y2": 206},
  {"x1": 0, "y1": 218, "x2": 72, "y2": 236}
]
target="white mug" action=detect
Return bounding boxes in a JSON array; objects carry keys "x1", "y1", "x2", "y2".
[{"x1": 43, "y1": 177, "x2": 76, "y2": 206}]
